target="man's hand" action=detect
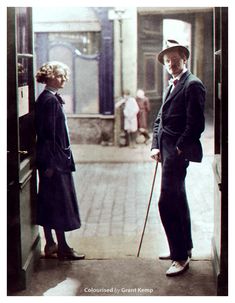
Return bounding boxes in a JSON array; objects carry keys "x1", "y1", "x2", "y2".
[{"x1": 151, "y1": 149, "x2": 161, "y2": 162}]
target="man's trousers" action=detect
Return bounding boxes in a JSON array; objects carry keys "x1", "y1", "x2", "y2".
[{"x1": 158, "y1": 132, "x2": 193, "y2": 261}]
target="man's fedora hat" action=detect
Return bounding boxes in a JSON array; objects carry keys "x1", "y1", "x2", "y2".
[{"x1": 158, "y1": 40, "x2": 190, "y2": 65}]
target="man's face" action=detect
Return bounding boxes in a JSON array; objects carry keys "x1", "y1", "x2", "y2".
[{"x1": 163, "y1": 50, "x2": 187, "y2": 77}]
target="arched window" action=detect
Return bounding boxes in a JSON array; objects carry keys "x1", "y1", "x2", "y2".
[
  {"x1": 48, "y1": 33, "x2": 100, "y2": 114},
  {"x1": 33, "y1": 8, "x2": 102, "y2": 114}
]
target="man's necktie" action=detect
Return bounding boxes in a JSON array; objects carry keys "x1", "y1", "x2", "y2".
[{"x1": 168, "y1": 78, "x2": 179, "y2": 87}]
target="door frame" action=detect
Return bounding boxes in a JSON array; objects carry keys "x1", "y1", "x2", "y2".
[
  {"x1": 212, "y1": 7, "x2": 228, "y2": 296},
  {"x1": 7, "y1": 7, "x2": 41, "y2": 293}
]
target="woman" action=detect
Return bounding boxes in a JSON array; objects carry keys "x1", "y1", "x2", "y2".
[{"x1": 35, "y1": 61, "x2": 85, "y2": 260}]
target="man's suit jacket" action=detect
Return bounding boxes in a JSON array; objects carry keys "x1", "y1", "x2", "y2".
[{"x1": 151, "y1": 70, "x2": 205, "y2": 162}]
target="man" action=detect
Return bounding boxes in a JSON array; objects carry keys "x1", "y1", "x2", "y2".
[{"x1": 151, "y1": 40, "x2": 205, "y2": 276}]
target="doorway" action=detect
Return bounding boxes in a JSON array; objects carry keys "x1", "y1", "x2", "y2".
[
  {"x1": 7, "y1": 7, "x2": 41, "y2": 293},
  {"x1": 7, "y1": 7, "x2": 228, "y2": 295}
]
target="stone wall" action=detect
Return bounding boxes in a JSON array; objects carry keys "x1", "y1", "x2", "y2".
[{"x1": 67, "y1": 115, "x2": 114, "y2": 144}]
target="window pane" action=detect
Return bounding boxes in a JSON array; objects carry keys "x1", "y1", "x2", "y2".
[
  {"x1": 75, "y1": 57, "x2": 99, "y2": 114},
  {"x1": 49, "y1": 45, "x2": 74, "y2": 113},
  {"x1": 46, "y1": 32, "x2": 100, "y2": 114},
  {"x1": 16, "y1": 7, "x2": 29, "y2": 54},
  {"x1": 49, "y1": 32, "x2": 100, "y2": 55}
]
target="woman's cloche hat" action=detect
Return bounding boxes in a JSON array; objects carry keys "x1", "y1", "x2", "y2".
[{"x1": 158, "y1": 39, "x2": 190, "y2": 65}]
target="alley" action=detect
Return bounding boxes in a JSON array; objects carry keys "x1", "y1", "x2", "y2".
[
  {"x1": 67, "y1": 158, "x2": 214, "y2": 260},
  {"x1": 16, "y1": 131, "x2": 216, "y2": 296},
  {"x1": 13, "y1": 122, "x2": 216, "y2": 296},
  {"x1": 46, "y1": 122, "x2": 214, "y2": 260}
]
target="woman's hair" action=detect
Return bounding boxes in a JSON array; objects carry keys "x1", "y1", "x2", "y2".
[{"x1": 35, "y1": 61, "x2": 70, "y2": 84}]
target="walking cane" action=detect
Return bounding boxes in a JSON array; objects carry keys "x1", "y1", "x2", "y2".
[{"x1": 137, "y1": 160, "x2": 158, "y2": 257}]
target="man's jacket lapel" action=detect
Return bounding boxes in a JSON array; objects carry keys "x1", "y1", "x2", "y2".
[
  {"x1": 163, "y1": 85, "x2": 172, "y2": 103},
  {"x1": 163, "y1": 71, "x2": 191, "y2": 109}
]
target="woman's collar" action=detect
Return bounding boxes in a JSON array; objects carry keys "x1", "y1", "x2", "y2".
[{"x1": 45, "y1": 86, "x2": 58, "y2": 95}]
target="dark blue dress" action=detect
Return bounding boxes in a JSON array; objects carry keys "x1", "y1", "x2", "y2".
[{"x1": 35, "y1": 90, "x2": 81, "y2": 231}]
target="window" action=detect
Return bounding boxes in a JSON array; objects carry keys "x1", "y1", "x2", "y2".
[
  {"x1": 35, "y1": 31, "x2": 101, "y2": 114},
  {"x1": 49, "y1": 32, "x2": 100, "y2": 114}
]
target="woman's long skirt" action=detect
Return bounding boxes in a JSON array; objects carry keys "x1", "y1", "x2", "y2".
[{"x1": 37, "y1": 170, "x2": 81, "y2": 231}]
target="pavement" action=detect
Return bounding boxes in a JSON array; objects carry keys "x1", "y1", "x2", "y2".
[
  {"x1": 66, "y1": 157, "x2": 214, "y2": 260},
  {"x1": 11, "y1": 121, "x2": 217, "y2": 296},
  {"x1": 14, "y1": 258, "x2": 216, "y2": 296},
  {"x1": 66, "y1": 122, "x2": 214, "y2": 260}
]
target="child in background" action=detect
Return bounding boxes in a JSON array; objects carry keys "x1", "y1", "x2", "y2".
[{"x1": 116, "y1": 89, "x2": 139, "y2": 148}]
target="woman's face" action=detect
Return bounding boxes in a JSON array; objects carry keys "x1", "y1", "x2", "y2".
[{"x1": 47, "y1": 68, "x2": 68, "y2": 89}]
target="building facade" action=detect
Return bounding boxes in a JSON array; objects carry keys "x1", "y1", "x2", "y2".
[{"x1": 33, "y1": 7, "x2": 214, "y2": 145}]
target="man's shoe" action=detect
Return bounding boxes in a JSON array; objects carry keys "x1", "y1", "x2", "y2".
[
  {"x1": 166, "y1": 258, "x2": 190, "y2": 277},
  {"x1": 159, "y1": 250, "x2": 192, "y2": 260},
  {"x1": 58, "y1": 248, "x2": 85, "y2": 261},
  {"x1": 44, "y1": 243, "x2": 58, "y2": 258},
  {"x1": 159, "y1": 253, "x2": 171, "y2": 260}
]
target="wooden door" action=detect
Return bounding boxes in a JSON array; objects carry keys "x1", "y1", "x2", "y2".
[
  {"x1": 7, "y1": 7, "x2": 40, "y2": 293},
  {"x1": 212, "y1": 7, "x2": 228, "y2": 296}
]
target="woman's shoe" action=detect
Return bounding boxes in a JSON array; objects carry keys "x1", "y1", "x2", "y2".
[
  {"x1": 57, "y1": 248, "x2": 85, "y2": 261},
  {"x1": 44, "y1": 243, "x2": 58, "y2": 258}
]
